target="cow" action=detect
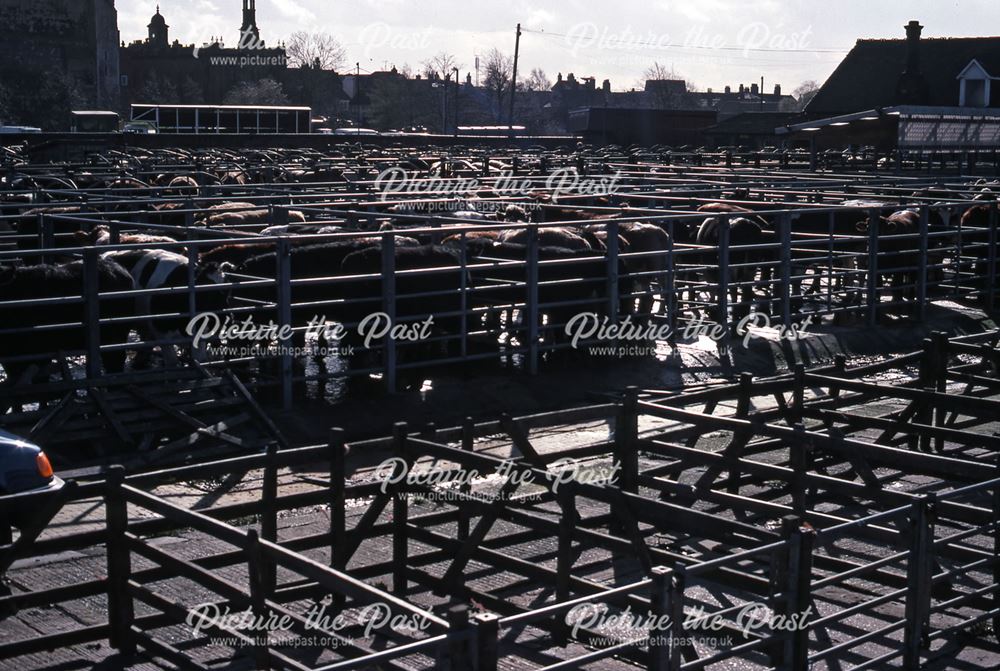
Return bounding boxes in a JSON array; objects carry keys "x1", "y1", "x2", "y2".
[
  {"x1": 585, "y1": 222, "x2": 671, "y2": 320},
  {"x1": 201, "y1": 242, "x2": 280, "y2": 267},
  {"x1": 855, "y1": 210, "x2": 926, "y2": 316},
  {"x1": 441, "y1": 230, "x2": 503, "y2": 246},
  {"x1": 957, "y1": 204, "x2": 996, "y2": 298},
  {"x1": 200, "y1": 208, "x2": 307, "y2": 231},
  {"x1": 73, "y1": 225, "x2": 178, "y2": 247},
  {"x1": 235, "y1": 240, "x2": 387, "y2": 351},
  {"x1": 695, "y1": 216, "x2": 767, "y2": 325},
  {"x1": 260, "y1": 224, "x2": 347, "y2": 237},
  {"x1": 497, "y1": 226, "x2": 593, "y2": 251},
  {"x1": 100, "y1": 250, "x2": 231, "y2": 366},
  {"x1": 338, "y1": 245, "x2": 469, "y2": 388},
  {"x1": 462, "y1": 240, "x2": 625, "y2": 355},
  {"x1": 163, "y1": 175, "x2": 199, "y2": 197},
  {"x1": 16, "y1": 206, "x2": 91, "y2": 251},
  {"x1": 0, "y1": 259, "x2": 134, "y2": 387}
]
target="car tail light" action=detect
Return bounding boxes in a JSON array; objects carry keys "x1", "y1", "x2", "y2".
[{"x1": 37, "y1": 452, "x2": 54, "y2": 479}]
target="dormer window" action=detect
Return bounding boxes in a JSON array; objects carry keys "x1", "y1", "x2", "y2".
[{"x1": 958, "y1": 59, "x2": 995, "y2": 107}]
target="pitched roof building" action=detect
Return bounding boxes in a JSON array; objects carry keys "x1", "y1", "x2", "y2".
[{"x1": 807, "y1": 21, "x2": 1000, "y2": 115}]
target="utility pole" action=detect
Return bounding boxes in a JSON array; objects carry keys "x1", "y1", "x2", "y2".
[
  {"x1": 356, "y1": 62, "x2": 361, "y2": 134},
  {"x1": 508, "y1": 23, "x2": 522, "y2": 136},
  {"x1": 453, "y1": 66, "x2": 460, "y2": 136}
]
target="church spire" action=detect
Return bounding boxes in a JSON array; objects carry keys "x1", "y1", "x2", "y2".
[{"x1": 240, "y1": 0, "x2": 261, "y2": 46}]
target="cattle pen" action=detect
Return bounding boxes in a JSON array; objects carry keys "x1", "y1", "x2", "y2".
[
  {"x1": 4, "y1": 144, "x2": 1000, "y2": 669},
  {"x1": 1, "y1": 147, "x2": 999, "y2": 419},
  {"x1": 2, "y1": 330, "x2": 1000, "y2": 670}
]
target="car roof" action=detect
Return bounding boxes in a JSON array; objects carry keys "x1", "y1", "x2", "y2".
[{"x1": 0, "y1": 429, "x2": 37, "y2": 450}]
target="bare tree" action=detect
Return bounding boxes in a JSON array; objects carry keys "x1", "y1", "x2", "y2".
[
  {"x1": 641, "y1": 62, "x2": 696, "y2": 91},
  {"x1": 421, "y1": 52, "x2": 460, "y2": 80},
  {"x1": 523, "y1": 67, "x2": 552, "y2": 92},
  {"x1": 286, "y1": 31, "x2": 347, "y2": 71},
  {"x1": 791, "y1": 80, "x2": 820, "y2": 110},
  {"x1": 224, "y1": 79, "x2": 290, "y2": 105},
  {"x1": 482, "y1": 48, "x2": 513, "y2": 121},
  {"x1": 639, "y1": 62, "x2": 696, "y2": 109}
]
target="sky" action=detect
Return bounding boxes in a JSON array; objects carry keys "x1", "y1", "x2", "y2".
[{"x1": 118, "y1": 0, "x2": 1000, "y2": 94}]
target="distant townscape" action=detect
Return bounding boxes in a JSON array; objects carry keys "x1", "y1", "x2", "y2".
[{"x1": 3, "y1": 2, "x2": 999, "y2": 149}]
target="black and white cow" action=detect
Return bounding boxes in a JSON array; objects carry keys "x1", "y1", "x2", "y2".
[{"x1": 100, "y1": 249, "x2": 231, "y2": 365}]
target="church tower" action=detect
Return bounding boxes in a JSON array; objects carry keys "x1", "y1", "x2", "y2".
[
  {"x1": 239, "y1": 0, "x2": 261, "y2": 46},
  {"x1": 147, "y1": 5, "x2": 169, "y2": 49}
]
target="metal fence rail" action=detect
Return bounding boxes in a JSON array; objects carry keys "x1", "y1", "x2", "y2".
[
  {"x1": 3, "y1": 332, "x2": 1000, "y2": 669},
  {"x1": 1, "y1": 193, "x2": 998, "y2": 411}
]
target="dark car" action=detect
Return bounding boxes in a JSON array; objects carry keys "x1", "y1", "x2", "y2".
[{"x1": 0, "y1": 430, "x2": 63, "y2": 529}]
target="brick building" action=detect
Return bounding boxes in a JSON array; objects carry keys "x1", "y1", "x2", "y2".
[{"x1": 0, "y1": 0, "x2": 120, "y2": 127}]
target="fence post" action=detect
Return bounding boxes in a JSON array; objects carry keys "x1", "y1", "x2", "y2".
[
  {"x1": 993, "y1": 456, "x2": 1000, "y2": 643},
  {"x1": 245, "y1": 529, "x2": 271, "y2": 671},
  {"x1": 260, "y1": 442, "x2": 279, "y2": 596},
  {"x1": 83, "y1": 248, "x2": 103, "y2": 380},
  {"x1": 272, "y1": 204, "x2": 289, "y2": 228},
  {"x1": 392, "y1": 422, "x2": 409, "y2": 596},
  {"x1": 791, "y1": 423, "x2": 811, "y2": 517},
  {"x1": 526, "y1": 224, "x2": 540, "y2": 375},
  {"x1": 779, "y1": 212, "x2": 792, "y2": 328},
  {"x1": 381, "y1": 233, "x2": 398, "y2": 392},
  {"x1": 459, "y1": 417, "x2": 474, "y2": 542},
  {"x1": 556, "y1": 482, "x2": 578, "y2": 645},
  {"x1": 917, "y1": 206, "x2": 929, "y2": 321},
  {"x1": 988, "y1": 203, "x2": 998, "y2": 311},
  {"x1": 792, "y1": 364, "x2": 806, "y2": 422},
  {"x1": 782, "y1": 521, "x2": 815, "y2": 671},
  {"x1": 328, "y1": 427, "x2": 346, "y2": 565},
  {"x1": 471, "y1": 612, "x2": 499, "y2": 671},
  {"x1": 866, "y1": 208, "x2": 880, "y2": 328},
  {"x1": 932, "y1": 332, "x2": 948, "y2": 453},
  {"x1": 186, "y1": 243, "x2": 199, "y2": 344},
  {"x1": 39, "y1": 213, "x2": 53, "y2": 262},
  {"x1": 665, "y1": 221, "x2": 676, "y2": 339},
  {"x1": 275, "y1": 238, "x2": 293, "y2": 409},
  {"x1": 459, "y1": 235, "x2": 469, "y2": 359},
  {"x1": 649, "y1": 566, "x2": 672, "y2": 671},
  {"x1": 619, "y1": 384, "x2": 639, "y2": 488},
  {"x1": 667, "y1": 564, "x2": 687, "y2": 670},
  {"x1": 105, "y1": 466, "x2": 135, "y2": 655},
  {"x1": 183, "y1": 199, "x2": 195, "y2": 228},
  {"x1": 443, "y1": 603, "x2": 472, "y2": 671},
  {"x1": 903, "y1": 494, "x2": 936, "y2": 670},
  {"x1": 606, "y1": 219, "x2": 620, "y2": 323},
  {"x1": 718, "y1": 214, "x2": 731, "y2": 337}
]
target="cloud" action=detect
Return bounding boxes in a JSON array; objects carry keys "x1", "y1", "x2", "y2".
[
  {"x1": 114, "y1": 0, "x2": 1000, "y2": 95},
  {"x1": 270, "y1": 0, "x2": 316, "y2": 23}
]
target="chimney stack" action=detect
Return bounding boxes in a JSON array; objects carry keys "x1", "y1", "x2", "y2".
[
  {"x1": 897, "y1": 20, "x2": 929, "y2": 104},
  {"x1": 904, "y1": 20, "x2": 923, "y2": 74}
]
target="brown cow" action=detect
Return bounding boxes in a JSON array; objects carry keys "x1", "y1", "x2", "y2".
[
  {"x1": 200, "y1": 208, "x2": 307, "y2": 230},
  {"x1": 498, "y1": 226, "x2": 593, "y2": 251},
  {"x1": 586, "y1": 222, "x2": 670, "y2": 318},
  {"x1": 73, "y1": 225, "x2": 178, "y2": 247}
]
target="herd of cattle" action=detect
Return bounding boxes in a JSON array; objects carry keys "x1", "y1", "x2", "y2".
[{"x1": 1, "y1": 150, "x2": 999, "y2": 390}]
